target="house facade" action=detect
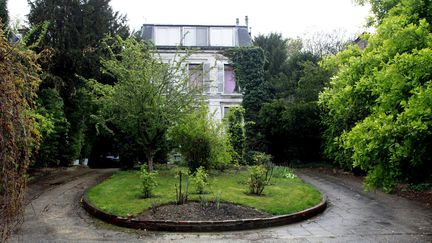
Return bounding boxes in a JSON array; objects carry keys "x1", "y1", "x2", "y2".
[{"x1": 140, "y1": 23, "x2": 252, "y2": 120}]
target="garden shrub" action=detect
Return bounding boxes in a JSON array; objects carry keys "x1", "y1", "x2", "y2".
[
  {"x1": 225, "y1": 106, "x2": 246, "y2": 165},
  {"x1": 169, "y1": 104, "x2": 232, "y2": 172},
  {"x1": 140, "y1": 164, "x2": 158, "y2": 198},
  {"x1": 319, "y1": 0, "x2": 432, "y2": 191},
  {"x1": 192, "y1": 166, "x2": 209, "y2": 194},
  {"x1": 248, "y1": 152, "x2": 274, "y2": 195},
  {"x1": 248, "y1": 165, "x2": 273, "y2": 195}
]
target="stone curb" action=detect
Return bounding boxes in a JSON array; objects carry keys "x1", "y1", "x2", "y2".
[{"x1": 81, "y1": 189, "x2": 327, "y2": 232}]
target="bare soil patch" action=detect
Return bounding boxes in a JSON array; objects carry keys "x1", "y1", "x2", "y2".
[{"x1": 136, "y1": 201, "x2": 271, "y2": 221}]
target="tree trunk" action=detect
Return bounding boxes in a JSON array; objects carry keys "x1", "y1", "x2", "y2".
[{"x1": 147, "y1": 154, "x2": 154, "y2": 172}]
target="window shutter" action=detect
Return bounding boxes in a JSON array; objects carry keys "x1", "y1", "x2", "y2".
[
  {"x1": 203, "y1": 62, "x2": 211, "y2": 93},
  {"x1": 217, "y1": 63, "x2": 224, "y2": 93}
]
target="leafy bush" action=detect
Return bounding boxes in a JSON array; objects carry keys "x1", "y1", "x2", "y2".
[
  {"x1": 192, "y1": 166, "x2": 209, "y2": 194},
  {"x1": 408, "y1": 183, "x2": 432, "y2": 192},
  {"x1": 169, "y1": 105, "x2": 232, "y2": 172},
  {"x1": 140, "y1": 164, "x2": 158, "y2": 198},
  {"x1": 34, "y1": 88, "x2": 71, "y2": 167},
  {"x1": 247, "y1": 164, "x2": 273, "y2": 195},
  {"x1": 252, "y1": 151, "x2": 273, "y2": 165},
  {"x1": 225, "y1": 107, "x2": 246, "y2": 165},
  {"x1": 247, "y1": 152, "x2": 274, "y2": 195},
  {"x1": 319, "y1": 0, "x2": 432, "y2": 191}
]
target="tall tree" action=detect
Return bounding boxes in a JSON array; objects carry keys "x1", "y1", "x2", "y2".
[
  {"x1": 93, "y1": 37, "x2": 201, "y2": 171},
  {"x1": 253, "y1": 33, "x2": 288, "y2": 81},
  {"x1": 0, "y1": 0, "x2": 8, "y2": 27},
  {"x1": 253, "y1": 33, "x2": 332, "y2": 164},
  {"x1": 27, "y1": 0, "x2": 129, "y2": 166}
]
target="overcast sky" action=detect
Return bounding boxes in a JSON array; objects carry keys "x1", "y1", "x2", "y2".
[{"x1": 8, "y1": 0, "x2": 371, "y2": 39}]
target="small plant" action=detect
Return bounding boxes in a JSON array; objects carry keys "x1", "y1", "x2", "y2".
[
  {"x1": 214, "y1": 191, "x2": 222, "y2": 209},
  {"x1": 408, "y1": 183, "x2": 432, "y2": 191},
  {"x1": 175, "y1": 169, "x2": 189, "y2": 204},
  {"x1": 192, "y1": 166, "x2": 209, "y2": 194},
  {"x1": 198, "y1": 195, "x2": 209, "y2": 208},
  {"x1": 248, "y1": 153, "x2": 274, "y2": 195},
  {"x1": 140, "y1": 164, "x2": 158, "y2": 198},
  {"x1": 273, "y1": 166, "x2": 297, "y2": 179}
]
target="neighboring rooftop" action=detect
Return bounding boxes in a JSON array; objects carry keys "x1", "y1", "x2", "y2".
[{"x1": 141, "y1": 22, "x2": 252, "y2": 49}]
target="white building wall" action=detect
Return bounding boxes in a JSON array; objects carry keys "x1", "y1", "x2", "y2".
[{"x1": 157, "y1": 50, "x2": 242, "y2": 121}]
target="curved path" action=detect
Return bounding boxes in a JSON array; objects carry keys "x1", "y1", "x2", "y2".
[{"x1": 11, "y1": 168, "x2": 432, "y2": 242}]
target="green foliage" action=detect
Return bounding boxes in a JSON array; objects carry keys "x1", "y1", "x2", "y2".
[
  {"x1": 247, "y1": 164, "x2": 273, "y2": 196},
  {"x1": 27, "y1": 0, "x2": 129, "y2": 167},
  {"x1": 192, "y1": 166, "x2": 209, "y2": 194},
  {"x1": 225, "y1": 106, "x2": 246, "y2": 165},
  {"x1": 226, "y1": 47, "x2": 272, "y2": 153},
  {"x1": 319, "y1": 0, "x2": 432, "y2": 191},
  {"x1": 0, "y1": 0, "x2": 8, "y2": 28},
  {"x1": 252, "y1": 151, "x2": 273, "y2": 166},
  {"x1": 260, "y1": 100, "x2": 322, "y2": 164},
  {"x1": 93, "y1": 37, "x2": 200, "y2": 170},
  {"x1": 34, "y1": 88, "x2": 71, "y2": 167},
  {"x1": 169, "y1": 105, "x2": 233, "y2": 172},
  {"x1": 253, "y1": 33, "x2": 333, "y2": 165},
  {"x1": 0, "y1": 26, "x2": 42, "y2": 241},
  {"x1": 253, "y1": 33, "x2": 289, "y2": 81},
  {"x1": 140, "y1": 164, "x2": 158, "y2": 198},
  {"x1": 408, "y1": 182, "x2": 432, "y2": 191},
  {"x1": 247, "y1": 152, "x2": 274, "y2": 195},
  {"x1": 272, "y1": 166, "x2": 297, "y2": 179},
  {"x1": 175, "y1": 169, "x2": 189, "y2": 204}
]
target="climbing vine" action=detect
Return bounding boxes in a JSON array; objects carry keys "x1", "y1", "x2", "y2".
[
  {"x1": 0, "y1": 27, "x2": 42, "y2": 241},
  {"x1": 225, "y1": 47, "x2": 272, "y2": 159}
]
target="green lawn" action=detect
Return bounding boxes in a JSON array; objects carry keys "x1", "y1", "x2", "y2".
[{"x1": 87, "y1": 167, "x2": 322, "y2": 217}]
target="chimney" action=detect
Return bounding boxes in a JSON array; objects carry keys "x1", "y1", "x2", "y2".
[
  {"x1": 236, "y1": 18, "x2": 239, "y2": 26},
  {"x1": 245, "y1": 16, "x2": 249, "y2": 28}
]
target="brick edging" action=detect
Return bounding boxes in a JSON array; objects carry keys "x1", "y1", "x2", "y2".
[{"x1": 81, "y1": 189, "x2": 327, "y2": 232}]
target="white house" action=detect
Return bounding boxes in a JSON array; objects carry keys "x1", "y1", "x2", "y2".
[{"x1": 140, "y1": 22, "x2": 252, "y2": 120}]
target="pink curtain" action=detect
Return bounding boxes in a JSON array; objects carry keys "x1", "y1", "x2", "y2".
[{"x1": 224, "y1": 65, "x2": 236, "y2": 93}]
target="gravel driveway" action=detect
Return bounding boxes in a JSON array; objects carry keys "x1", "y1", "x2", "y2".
[{"x1": 10, "y1": 168, "x2": 432, "y2": 242}]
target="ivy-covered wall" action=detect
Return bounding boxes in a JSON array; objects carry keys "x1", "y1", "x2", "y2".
[{"x1": 226, "y1": 47, "x2": 272, "y2": 157}]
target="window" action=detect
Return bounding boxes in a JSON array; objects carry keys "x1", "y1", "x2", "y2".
[
  {"x1": 183, "y1": 27, "x2": 197, "y2": 46},
  {"x1": 155, "y1": 27, "x2": 181, "y2": 46},
  {"x1": 210, "y1": 28, "x2": 234, "y2": 46},
  {"x1": 223, "y1": 106, "x2": 231, "y2": 118},
  {"x1": 183, "y1": 27, "x2": 208, "y2": 46},
  {"x1": 224, "y1": 65, "x2": 237, "y2": 93},
  {"x1": 189, "y1": 64, "x2": 203, "y2": 89}
]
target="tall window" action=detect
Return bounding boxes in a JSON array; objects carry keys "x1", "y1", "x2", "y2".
[
  {"x1": 224, "y1": 65, "x2": 237, "y2": 93},
  {"x1": 189, "y1": 64, "x2": 203, "y2": 89}
]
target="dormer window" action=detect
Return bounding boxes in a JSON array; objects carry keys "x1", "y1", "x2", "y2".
[{"x1": 183, "y1": 27, "x2": 208, "y2": 46}]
